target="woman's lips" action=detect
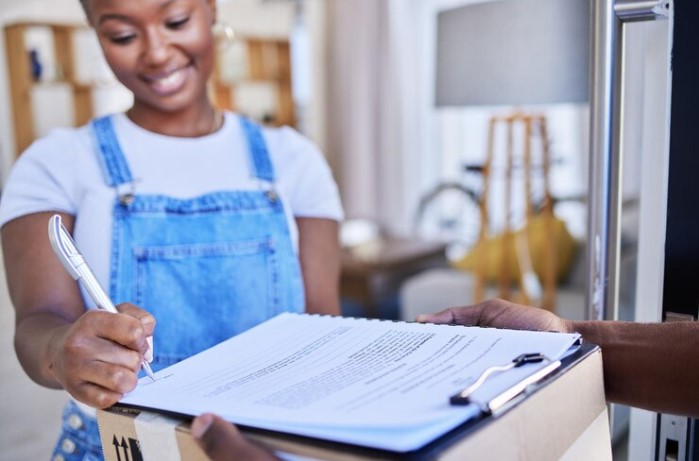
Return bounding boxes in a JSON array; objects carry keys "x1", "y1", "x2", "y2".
[{"x1": 143, "y1": 66, "x2": 189, "y2": 95}]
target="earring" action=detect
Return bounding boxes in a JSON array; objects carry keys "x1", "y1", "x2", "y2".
[{"x1": 213, "y1": 20, "x2": 235, "y2": 50}]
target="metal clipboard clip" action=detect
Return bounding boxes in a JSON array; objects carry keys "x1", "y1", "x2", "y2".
[{"x1": 449, "y1": 353, "x2": 561, "y2": 414}]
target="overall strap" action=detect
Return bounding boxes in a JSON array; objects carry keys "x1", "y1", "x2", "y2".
[
  {"x1": 91, "y1": 116, "x2": 134, "y2": 187},
  {"x1": 239, "y1": 117, "x2": 275, "y2": 182}
]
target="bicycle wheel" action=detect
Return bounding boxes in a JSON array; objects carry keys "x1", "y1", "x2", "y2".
[{"x1": 413, "y1": 182, "x2": 482, "y2": 261}]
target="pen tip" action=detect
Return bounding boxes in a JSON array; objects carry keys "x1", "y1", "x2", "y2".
[{"x1": 142, "y1": 361, "x2": 156, "y2": 382}]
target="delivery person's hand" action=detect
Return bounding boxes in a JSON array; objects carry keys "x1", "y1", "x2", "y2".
[
  {"x1": 192, "y1": 413, "x2": 279, "y2": 461},
  {"x1": 417, "y1": 298, "x2": 572, "y2": 333}
]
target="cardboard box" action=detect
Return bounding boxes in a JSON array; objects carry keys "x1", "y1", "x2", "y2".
[{"x1": 98, "y1": 346, "x2": 610, "y2": 461}]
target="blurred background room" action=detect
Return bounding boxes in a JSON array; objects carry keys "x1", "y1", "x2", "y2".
[{"x1": 0, "y1": 0, "x2": 682, "y2": 459}]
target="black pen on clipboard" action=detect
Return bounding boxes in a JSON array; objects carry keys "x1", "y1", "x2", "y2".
[{"x1": 48, "y1": 214, "x2": 156, "y2": 382}]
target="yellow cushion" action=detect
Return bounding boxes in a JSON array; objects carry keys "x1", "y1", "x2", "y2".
[{"x1": 451, "y1": 214, "x2": 578, "y2": 282}]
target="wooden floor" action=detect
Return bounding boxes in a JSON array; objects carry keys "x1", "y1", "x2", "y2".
[{"x1": 0, "y1": 251, "x2": 67, "y2": 460}]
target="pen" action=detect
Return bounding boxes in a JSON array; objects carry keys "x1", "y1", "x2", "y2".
[{"x1": 48, "y1": 214, "x2": 156, "y2": 382}]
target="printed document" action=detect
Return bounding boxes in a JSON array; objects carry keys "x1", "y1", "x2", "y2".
[{"x1": 121, "y1": 313, "x2": 580, "y2": 452}]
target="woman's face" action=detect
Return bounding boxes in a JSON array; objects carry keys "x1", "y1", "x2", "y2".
[{"x1": 85, "y1": 0, "x2": 216, "y2": 115}]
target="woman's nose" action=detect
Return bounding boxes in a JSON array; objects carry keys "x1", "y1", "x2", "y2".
[{"x1": 142, "y1": 28, "x2": 170, "y2": 65}]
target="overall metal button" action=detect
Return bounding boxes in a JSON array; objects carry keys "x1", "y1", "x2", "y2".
[
  {"x1": 61, "y1": 438, "x2": 77, "y2": 453},
  {"x1": 67, "y1": 413, "x2": 83, "y2": 430},
  {"x1": 266, "y1": 190, "x2": 278, "y2": 202},
  {"x1": 52, "y1": 454, "x2": 65, "y2": 461},
  {"x1": 119, "y1": 193, "x2": 135, "y2": 206}
]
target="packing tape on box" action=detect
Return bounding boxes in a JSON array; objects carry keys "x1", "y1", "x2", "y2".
[{"x1": 134, "y1": 411, "x2": 182, "y2": 461}]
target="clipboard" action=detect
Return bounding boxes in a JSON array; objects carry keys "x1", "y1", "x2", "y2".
[
  {"x1": 242, "y1": 343, "x2": 593, "y2": 461},
  {"x1": 98, "y1": 343, "x2": 606, "y2": 461},
  {"x1": 114, "y1": 313, "x2": 582, "y2": 453}
]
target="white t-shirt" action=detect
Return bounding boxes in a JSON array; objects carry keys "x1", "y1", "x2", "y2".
[{"x1": 0, "y1": 112, "x2": 344, "y2": 295}]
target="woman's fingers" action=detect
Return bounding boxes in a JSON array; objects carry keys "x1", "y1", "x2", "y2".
[
  {"x1": 49, "y1": 310, "x2": 146, "y2": 406},
  {"x1": 117, "y1": 302, "x2": 156, "y2": 361}
]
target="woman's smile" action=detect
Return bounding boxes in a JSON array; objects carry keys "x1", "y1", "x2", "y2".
[
  {"x1": 87, "y1": 0, "x2": 217, "y2": 127},
  {"x1": 142, "y1": 65, "x2": 192, "y2": 96}
]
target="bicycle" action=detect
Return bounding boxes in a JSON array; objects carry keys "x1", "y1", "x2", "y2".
[{"x1": 412, "y1": 163, "x2": 485, "y2": 262}]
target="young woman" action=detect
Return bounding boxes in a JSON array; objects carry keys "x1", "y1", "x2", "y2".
[{"x1": 0, "y1": 0, "x2": 343, "y2": 459}]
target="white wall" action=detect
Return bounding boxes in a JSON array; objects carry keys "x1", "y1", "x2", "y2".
[
  {"x1": 304, "y1": 0, "x2": 328, "y2": 154},
  {"x1": 217, "y1": 0, "x2": 293, "y2": 38}
]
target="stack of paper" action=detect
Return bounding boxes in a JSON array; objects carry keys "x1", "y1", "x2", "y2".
[{"x1": 121, "y1": 313, "x2": 580, "y2": 452}]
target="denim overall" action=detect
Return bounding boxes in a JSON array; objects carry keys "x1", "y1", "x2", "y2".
[{"x1": 50, "y1": 115, "x2": 305, "y2": 461}]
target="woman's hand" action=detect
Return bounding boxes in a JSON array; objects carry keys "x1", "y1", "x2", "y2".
[
  {"x1": 417, "y1": 298, "x2": 573, "y2": 333},
  {"x1": 3, "y1": 213, "x2": 155, "y2": 408},
  {"x1": 47, "y1": 302, "x2": 155, "y2": 408}
]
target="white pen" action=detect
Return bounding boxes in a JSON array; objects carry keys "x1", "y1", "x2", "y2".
[{"x1": 48, "y1": 214, "x2": 156, "y2": 382}]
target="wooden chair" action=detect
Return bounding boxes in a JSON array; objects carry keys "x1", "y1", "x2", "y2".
[{"x1": 473, "y1": 112, "x2": 558, "y2": 310}]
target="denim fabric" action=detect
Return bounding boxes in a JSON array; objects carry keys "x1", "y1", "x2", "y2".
[
  {"x1": 91, "y1": 116, "x2": 134, "y2": 187},
  {"x1": 51, "y1": 115, "x2": 304, "y2": 457},
  {"x1": 239, "y1": 116, "x2": 274, "y2": 182},
  {"x1": 50, "y1": 401, "x2": 104, "y2": 461},
  {"x1": 111, "y1": 190, "x2": 304, "y2": 369},
  {"x1": 98, "y1": 116, "x2": 305, "y2": 370}
]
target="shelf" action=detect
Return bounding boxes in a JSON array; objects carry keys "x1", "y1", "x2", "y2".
[
  {"x1": 212, "y1": 36, "x2": 295, "y2": 128},
  {"x1": 5, "y1": 22, "x2": 297, "y2": 157},
  {"x1": 4, "y1": 21, "x2": 95, "y2": 156}
]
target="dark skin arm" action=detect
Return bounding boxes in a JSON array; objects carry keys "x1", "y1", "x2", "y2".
[
  {"x1": 192, "y1": 414, "x2": 279, "y2": 461},
  {"x1": 296, "y1": 217, "x2": 341, "y2": 315},
  {"x1": 2, "y1": 211, "x2": 154, "y2": 408},
  {"x1": 417, "y1": 298, "x2": 699, "y2": 418}
]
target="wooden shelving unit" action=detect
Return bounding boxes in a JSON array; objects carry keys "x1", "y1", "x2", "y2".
[
  {"x1": 211, "y1": 37, "x2": 296, "y2": 128},
  {"x1": 4, "y1": 23, "x2": 296, "y2": 158},
  {"x1": 4, "y1": 22, "x2": 93, "y2": 157}
]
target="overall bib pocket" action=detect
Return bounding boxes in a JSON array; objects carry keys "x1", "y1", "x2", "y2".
[{"x1": 132, "y1": 237, "x2": 282, "y2": 369}]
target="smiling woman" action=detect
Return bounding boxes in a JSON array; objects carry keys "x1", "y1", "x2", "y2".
[
  {"x1": 0, "y1": 0, "x2": 343, "y2": 460},
  {"x1": 84, "y1": 0, "x2": 219, "y2": 137}
]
